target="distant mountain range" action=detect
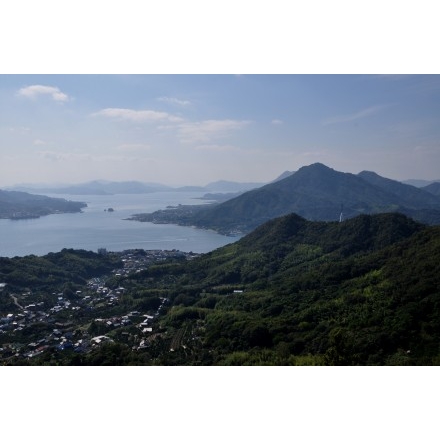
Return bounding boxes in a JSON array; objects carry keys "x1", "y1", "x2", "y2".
[
  {"x1": 402, "y1": 179, "x2": 440, "y2": 188},
  {"x1": 129, "y1": 163, "x2": 440, "y2": 234},
  {"x1": 6, "y1": 170, "x2": 439, "y2": 196},
  {"x1": 422, "y1": 182, "x2": 440, "y2": 197},
  {"x1": 6, "y1": 179, "x2": 266, "y2": 196},
  {"x1": 0, "y1": 190, "x2": 86, "y2": 219},
  {"x1": 7, "y1": 181, "x2": 171, "y2": 196}
]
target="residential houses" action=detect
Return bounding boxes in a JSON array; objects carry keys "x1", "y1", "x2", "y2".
[{"x1": 0, "y1": 249, "x2": 176, "y2": 360}]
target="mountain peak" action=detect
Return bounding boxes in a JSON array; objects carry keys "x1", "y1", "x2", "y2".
[
  {"x1": 358, "y1": 170, "x2": 379, "y2": 177},
  {"x1": 293, "y1": 163, "x2": 339, "y2": 178},
  {"x1": 271, "y1": 170, "x2": 295, "y2": 183},
  {"x1": 300, "y1": 162, "x2": 334, "y2": 171}
]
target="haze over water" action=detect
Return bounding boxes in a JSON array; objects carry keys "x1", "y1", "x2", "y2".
[{"x1": 0, "y1": 191, "x2": 240, "y2": 257}]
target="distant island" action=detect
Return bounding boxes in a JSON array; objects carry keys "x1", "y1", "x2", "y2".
[{"x1": 0, "y1": 190, "x2": 87, "y2": 220}]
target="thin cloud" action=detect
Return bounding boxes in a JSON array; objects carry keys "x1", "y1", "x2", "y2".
[
  {"x1": 92, "y1": 108, "x2": 184, "y2": 123},
  {"x1": 17, "y1": 85, "x2": 70, "y2": 102},
  {"x1": 157, "y1": 96, "x2": 191, "y2": 106},
  {"x1": 271, "y1": 119, "x2": 283, "y2": 125},
  {"x1": 39, "y1": 151, "x2": 92, "y2": 162},
  {"x1": 8, "y1": 126, "x2": 30, "y2": 132},
  {"x1": 178, "y1": 119, "x2": 252, "y2": 143},
  {"x1": 322, "y1": 105, "x2": 386, "y2": 125}
]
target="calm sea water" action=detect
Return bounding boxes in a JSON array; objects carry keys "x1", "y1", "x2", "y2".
[{"x1": 0, "y1": 192, "x2": 241, "y2": 257}]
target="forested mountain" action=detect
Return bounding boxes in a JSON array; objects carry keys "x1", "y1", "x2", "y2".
[
  {"x1": 130, "y1": 163, "x2": 440, "y2": 234},
  {"x1": 0, "y1": 248, "x2": 122, "y2": 290},
  {"x1": 0, "y1": 190, "x2": 86, "y2": 219},
  {"x1": 121, "y1": 212, "x2": 440, "y2": 365},
  {"x1": 153, "y1": 212, "x2": 424, "y2": 293}
]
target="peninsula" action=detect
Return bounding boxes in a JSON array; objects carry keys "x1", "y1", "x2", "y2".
[{"x1": 0, "y1": 190, "x2": 87, "y2": 220}]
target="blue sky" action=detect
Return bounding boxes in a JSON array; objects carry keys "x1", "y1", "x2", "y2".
[{"x1": 1, "y1": 74, "x2": 440, "y2": 186}]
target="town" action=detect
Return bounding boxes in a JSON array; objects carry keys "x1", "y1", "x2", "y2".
[{"x1": 0, "y1": 249, "x2": 199, "y2": 362}]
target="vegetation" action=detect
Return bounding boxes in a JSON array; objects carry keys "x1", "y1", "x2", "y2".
[
  {"x1": 0, "y1": 248, "x2": 121, "y2": 293},
  {"x1": 2, "y1": 212, "x2": 440, "y2": 365},
  {"x1": 121, "y1": 212, "x2": 440, "y2": 365}
]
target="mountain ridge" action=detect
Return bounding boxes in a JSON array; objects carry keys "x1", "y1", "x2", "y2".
[
  {"x1": 129, "y1": 163, "x2": 440, "y2": 234},
  {"x1": 422, "y1": 182, "x2": 440, "y2": 197},
  {"x1": 5, "y1": 179, "x2": 267, "y2": 196},
  {"x1": 358, "y1": 170, "x2": 440, "y2": 208}
]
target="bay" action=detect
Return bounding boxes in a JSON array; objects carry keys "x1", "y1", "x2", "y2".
[{"x1": 0, "y1": 191, "x2": 241, "y2": 257}]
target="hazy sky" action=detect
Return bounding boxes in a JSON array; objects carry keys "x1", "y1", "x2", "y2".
[{"x1": 1, "y1": 74, "x2": 440, "y2": 187}]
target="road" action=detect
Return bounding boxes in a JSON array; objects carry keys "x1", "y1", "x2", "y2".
[{"x1": 10, "y1": 294, "x2": 24, "y2": 310}]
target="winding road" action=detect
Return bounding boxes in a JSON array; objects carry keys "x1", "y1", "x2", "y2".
[{"x1": 10, "y1": 294, "x2": 24, "y2": 310}]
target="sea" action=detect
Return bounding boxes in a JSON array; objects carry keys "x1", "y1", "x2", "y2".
[{"x1": 0, "y1": 191, "x2": 241, "y2": 258}]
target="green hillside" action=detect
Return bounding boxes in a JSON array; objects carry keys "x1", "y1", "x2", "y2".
[
  {"x1": 119, "y1": 212, "x2": 440, "y2": 365},
  {"x1": 0, "y1": 248, "x2": 122, "y2": 291}
]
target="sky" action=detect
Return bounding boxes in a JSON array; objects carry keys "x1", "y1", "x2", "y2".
[{"x1": 1, "y1": 74, "x2": 440, "y2": 187}]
